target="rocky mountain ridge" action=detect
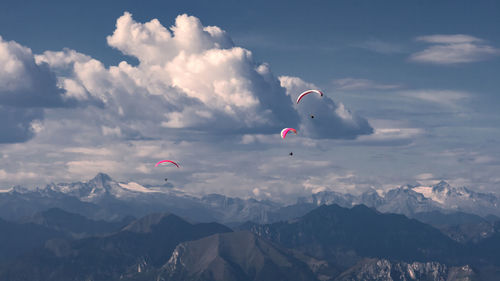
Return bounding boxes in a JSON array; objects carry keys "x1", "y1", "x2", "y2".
[{"x1": 2, "y1": 174, "x2": 499, "y2": 225}]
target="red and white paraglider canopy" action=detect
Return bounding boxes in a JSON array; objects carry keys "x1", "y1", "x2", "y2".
[
  {"x1": 296, "y1": 89, "x2": 323, "y2": 104},
  {"x1": 155, "y1": 160, "x2": 180, "y2": 168}
]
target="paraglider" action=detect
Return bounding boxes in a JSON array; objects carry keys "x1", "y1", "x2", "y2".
[
  {"x1": 155, "y1": 160, "x2": 179, "y2": 183},
  {"x1": 296, "y1": 89, "x2": 323, "y2": 104},
  {"x1": 281, "y1": 128, "x2": 297, "y2": 156},
  {"x1": 155, "y1": 160, "x2": 180, "y2": 168},
  {"x1": 281, "y1": 128, "x2": 297, "y2": 139}
]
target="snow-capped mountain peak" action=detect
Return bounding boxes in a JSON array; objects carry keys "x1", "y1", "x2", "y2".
[
  {"x1": 89, "y1": 172, "x2": 113, "y2": 186},
  {"x1": 412, "y1": 181, "x2": 476, "y2": 202},
  {"x1": 409, "y1": 181, "x2": 498, "y2": 216},
  {"x1": 431, "y1": 180, "x2": 451, "y2": 194},
  {"x1": 39, "y1": 173, "x2": 172, "y2": 202},
  {"x1": 412, "y1": 186, "x2": 445, "y2": 204}
]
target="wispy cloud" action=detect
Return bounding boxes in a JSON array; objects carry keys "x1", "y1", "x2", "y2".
[
  {"x1": 333, "y1": 78, "x2": 401, "y2": 91},
  {"x1": 441, "y1": 149, "x2": 500, "y2": 166},
  {"x1": 410, "y1": 34, "x2": 500, "y2": 64},
  {"x1": 414, "y1": 173, "x2": 441, "y2": 186},
  {"x1": 400, "y1": 89, "x2": 470, "y2": 108},
  {"x1": 329, "y1": 119, "x2": 425, "y2": 147}
]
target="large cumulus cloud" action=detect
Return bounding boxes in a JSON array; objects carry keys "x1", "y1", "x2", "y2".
[
  {"x1": 0, "y1": 36, "x2": 74, "y2": 143},
  {"x1": 105, "y1": 12, "x2": 298, "y2": 134},
  {"x1": 36, "y1": 12, "x2": 370, "y2": 138},
  {"x1": 0, "y1": 12, "x2": 375, "y2": 196},
  {"x1": 279, "y1": 76, "x2": 373, "y2": 139}
]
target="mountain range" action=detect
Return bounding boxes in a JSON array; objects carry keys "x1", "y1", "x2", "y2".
[
  {"x1": 1, "y1": 173, "x2": 499, "y2": 225},
  {"x1": 0, "y1": 212, "x2": 232, "y2": 281},
  {"x1": 0, "y1": 203, "x2": 485, "y2": 281},
  {"x1": 2, "y1": 173, "x2": 498, "y2": 280},
  {"x1": 295, "y1": 180, "x2": 500, "y2": 218}
]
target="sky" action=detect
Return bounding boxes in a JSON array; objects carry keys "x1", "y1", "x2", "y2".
[{"x1": 0, "y1": 0, "x2": 499, "y2": 201}]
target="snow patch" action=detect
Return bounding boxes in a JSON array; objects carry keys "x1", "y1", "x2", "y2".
[
  {"x1": 412, "y1": 186, "x2": 445, "y2": 204},
  {"x1": 119, "y1": 182, "x2": 161, "y2": 193}
]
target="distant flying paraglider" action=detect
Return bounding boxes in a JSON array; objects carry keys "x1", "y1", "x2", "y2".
[
  {"x1": 155, "y1": 160, "x2": 180, "y2": 168},
  {"x1": 155, "y1": 160, "x2": 179, "y2": 183},
  {"x1": 281, "y1": 128, "x2": 297, "y2": 156},
  {"x1": 281, "y1": 128, "x2": 297, "y2": 139},
  {"x1": 296, "y1": 89, "x2": 323, "y2": 104}
]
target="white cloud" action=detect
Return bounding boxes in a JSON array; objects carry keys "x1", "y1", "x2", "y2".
[
  {"x1": 0, "y1": 36, "x2": 65, "y2": 107},
  {"x1": 35, "y1": 12, "x2": 372, "y2": 141},
  {"x1": 280, "y1": 76, "x2": 373, "y2": 139},
  {"x1": 414, "y1": 173, "x2": 441, "y2": 186},
  {"x1": 0, "y1": 36, "x2": 76, "y2": 143},
  {"x1": 415, "y1": 173, "x2": 434, "y2": 180},
  {"x1": 106, "y1": 13, "x2": 233, "y2": 65},
  {"x1": 324, "y1": 118, "x2": 424, "y2": 147},
  {"x1": 252, "y1": 187, "x2": 260, "y2": 196},
  {"x1": 63, "y1": 147, "x2": 113, "y2": 156},
  {"x1": 101, "y1": 126, "x2": 122, "y2": 137},
  {"x1": 333, "y1": 78, "x2": 401, "y2": 91},
  {"x1": 0, "y1": 169, "x2": 38, "y2": 181},
  {"x1": 38, "y1": 12, "x2": 303, "y2": 136},
  {"x1": 0, "y1": 12, "x2": 377, "y2": 198},
  {"x1": 355, "y1": 127, "x2": 424, "y2": 146},
  {"x1": 66, "y1": 160, "x2": 123, "y2": 176},
  {"x1": 302, "y1": 172, "x2": 370, "y2": 195},
  {"x1": 400, "y1": 89, "x2": 469, "y2": 108},
  {"x1": 240, "y1": 134, "x2": 279, "y2": 145},
  {"x1": 415, "y1": 34, "x2": 482, "y2": 44},
  {"x1": 410, "y1": 34, "x2": 500, "y2": 64}
]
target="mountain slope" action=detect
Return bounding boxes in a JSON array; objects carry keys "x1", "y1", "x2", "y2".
[
  {"x1": 243, "y1": 204, "x2": 465, "y2": 266},
  {"x1": 0, "y1": 218, "x2": 66, "y2": 262},
  {"x1": 412, "y1": 211, "x2": 498, "y2": 243},
  {"x1": 158, "y1": 231, "x2": 319, "y2": 281},
  {"x1": 335, "y1": 258, "x2": 477, "y2": 281},
  {"x1": 21, "y1": 208, "x2": 133, "y2": 238},
  {"x1": 0, "y1": 213, "x2": 232, "y2": 281}
]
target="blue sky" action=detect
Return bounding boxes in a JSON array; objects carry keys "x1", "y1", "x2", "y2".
[{"x1": 0, "y1": 0, "x2": 499, "y2": 200}]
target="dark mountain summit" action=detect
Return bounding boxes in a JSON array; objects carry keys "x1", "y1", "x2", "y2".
[
  {"x1": 159, "y1": 231, "x2": 319, "y2": 281},
  {"x1": 244, "y1": 204, "x2": 464, "y2": 266},
  {"x1": 0, "y1": 213, "x2": 232, "y2": 281}
]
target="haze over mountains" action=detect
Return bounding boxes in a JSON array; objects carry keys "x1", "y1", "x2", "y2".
[{"x1": 1, "y1": 173, "x2": 500, "y2": 280}]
